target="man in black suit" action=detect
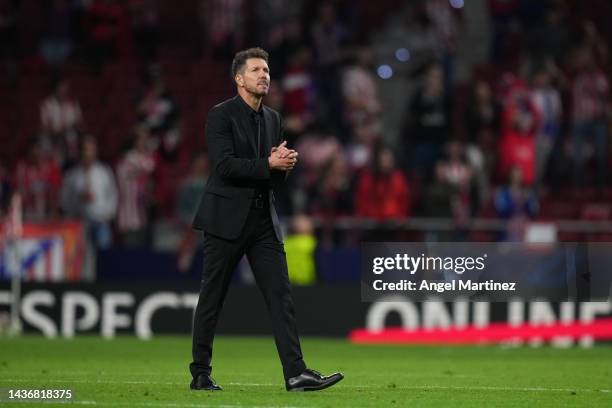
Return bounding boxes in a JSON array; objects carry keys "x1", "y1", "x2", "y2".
[{"x1": 189, "y1": 47, "x2": 344, "y2": 392}]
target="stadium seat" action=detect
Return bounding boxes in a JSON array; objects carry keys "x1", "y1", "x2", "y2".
[
  {"x1": 539, "y1": 199, "x2": 579, "y2": 221},
  {"x1": 581, "y1": 203, "x2": 611, "y2": 221}
]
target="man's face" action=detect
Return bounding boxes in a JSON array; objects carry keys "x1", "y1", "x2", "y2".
[
  {"x1": 82, "y1": 140, "x2": 97, "y2": 165},
  {"x1": 236, "y1": 58, "x2": 270, "y2": 97}
]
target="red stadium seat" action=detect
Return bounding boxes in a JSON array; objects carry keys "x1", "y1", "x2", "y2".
[
  {"x1": 581, "y1": 203, "x2": 612, "y2": 221},
  {"x1": 539, "y1": 199, "x2": 579, "y2": 221}
]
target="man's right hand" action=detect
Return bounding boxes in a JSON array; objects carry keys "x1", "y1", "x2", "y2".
[{"x1": 269, "y1": 142, "x2": 298, "y2": 171}]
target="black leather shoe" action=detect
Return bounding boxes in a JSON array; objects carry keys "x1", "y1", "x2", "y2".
[
  {"x1": 190, "y1": 374, "x2": 222, "y2": 391},
  {"x1": 285, "y1": 368, "x2": 344, "y2": 392}
]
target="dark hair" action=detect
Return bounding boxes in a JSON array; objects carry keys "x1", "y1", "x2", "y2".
[
  {"x1": 231, "y1": 47, "x2": 269, "y2": 78},
  {"x1": 371, "y1": 142, "x2": 395, "y2": 177}
]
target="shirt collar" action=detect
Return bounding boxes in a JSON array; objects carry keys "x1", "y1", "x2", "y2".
[{"x1": 236, "y1": 94, "x2": 264, "y2": 118}]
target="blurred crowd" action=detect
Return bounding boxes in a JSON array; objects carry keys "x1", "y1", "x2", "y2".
[{"x1": 1, "y1": 0, "x2": 611, "y2": 256}]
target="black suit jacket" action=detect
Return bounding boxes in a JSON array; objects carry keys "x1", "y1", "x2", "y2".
[{"x1": 192, "y1": 95, "x2": 286, "y2": 241}]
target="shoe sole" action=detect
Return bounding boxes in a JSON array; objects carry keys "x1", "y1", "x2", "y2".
[
  {"x1": 190, "y1": 385, "x2": 223, "y2": 391},
  {"x1": 287, "y1": 374, "x2": 344, "y2": 392}
]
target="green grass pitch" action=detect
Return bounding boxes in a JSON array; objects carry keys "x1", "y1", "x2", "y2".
[{"x1": 1, "y1": 336, "x2": 611, "y2": 407}]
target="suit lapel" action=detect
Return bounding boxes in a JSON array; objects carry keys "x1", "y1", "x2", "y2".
[
  {"x1": 232, "y1": 116, "x2": 258, "y2": 156},
  {"x1": 263, "y1": 107, "x2": 275, "y2": 155},
  {"x1": 231, "y1": 96, "x2": 258, "y2": 156}
]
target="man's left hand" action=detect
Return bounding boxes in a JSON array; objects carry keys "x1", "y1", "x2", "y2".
[{"x1": 271, "y1": 141, "x2": 298, "y2": 170}]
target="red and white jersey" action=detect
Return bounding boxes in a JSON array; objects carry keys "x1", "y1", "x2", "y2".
[
  {"x1": 116, "y1": 150, "x2": 155, "y2": 231},
  {"x1": 572, "y1": 70, "x2": 609, "y2": 122},
  {"x1": 40, "y1": 96, "x2": 82, "y2": 134}
]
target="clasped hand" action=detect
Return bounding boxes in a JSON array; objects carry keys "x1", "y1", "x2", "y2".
[{"x1": 268, "y1": 141, "x2": 298, "y2": 171}]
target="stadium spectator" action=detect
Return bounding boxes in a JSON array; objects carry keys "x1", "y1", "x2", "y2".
[
  {"x1": 464, "y1": 80, "x2": 499, "y2": 205},
  {"x1": 307, "y1": 153, "x2": 354, "y2": 217},
  {"x1": 282, "y1": 47, "x2": 314, "y2": 127},
  {"x1": 400, "y1": 3, "x2": 445, "y2": 74},
  {"x1": 423, "y1": 162, "x2": 454, "y2": 219},
  {"x1": 495, "y1": 165, "x2": 539, "y2": 241},
  {"x1": 497, "y1": 74, "x2": 540, "y2": 186},
  {"x1": 526, "y1": 2, "x2": 570, "y2": 64},
  {"x1": 256, "y1": 0, "x2": 303, "y2": 73},
  {"x1": 311, "y1": 1, "x2": 348, "y2": 71},
  {"x1": 137, "y1": 69, "x2": 179, "y2": 135},
  {"x1": 15, "y1": 140, "x2": 63, "y2": 222},
  {"x1": 488, "y1": 0, "x2": 521, "y2": 62},
  {"x1": 403, "y1": 64, "x2": 450, "y2": 179},
  {"x1": 136, "y1": 63, "x2": 184, "y2": 220},
  {"x1": 83, "y1": 0, "x2": 130, "y2": 66},
  {"x1": 355, "y1": 145, "x2": 410, "y2": 220},
  {"x1": 263, "y1": 80, "x2": 284, "y2": 113},
  {"x1": 199, "y1": 0, "x2": 244, "y2": 58},
  {"x1": 175, "y1": 152, "x2": 208, "y2": 272},
  {"x1": 424, "y1": 0, "x2": 459, "y2": 52},
  {"x1": 341, "y1": 47, "x2": 382, "y2": 141},
  {"x1": 438, "y1": 141, "x2": 474, "y2": 224},
  {"x1": 441, "y1": 141, "x2": 473, "y2": 188},
  {"x1": 421, "y1": 161, "x2": 454, "y2": 241},
  {"x1": 152, "y1": 125, "x2": 187, "y2": 218},
  {"x1": 40, "y1": 80, "x2": 83, "y2": 135},
  {"x1": 345, "y1": 124, "x2": 375, "y2": 171},
  {"x1": 569, "y1": 47, "x2": 610, "y2": 186},
  {"x1": 465, "y1": 80, "x2": 500, "y2": 168},
  {"x1": 284, "y1": 214, "x2": 317, "y2": 285},
  {"x1": 39, "y1": 0, "x2": 77, "y2": 66},
  {"x1": 61, "y1": 136, "x2": 118, "y2": 249},
  {"x1": 128, "y1": 0, "x2": 160, "y2": 61},
  {"x1": 578, "y1": 20, "x2": 609, "y2": 68},
  {"x1": 115, "y1": 127, "x2": 156, "y2": 247},
  {"x1": 295, "y1": 125, "x2": 342, "y2": 187},
  {"x1": 423, "y1": 0, "x2": 460, "y2": 85},
  {"x1": 530, "y1": 63, "x2": 563, "y2": 186},
  {"x1": 311, "y1": 1, "x2": 349, "y2": 136},
  {"x1": 40, "y1": 79, "x2": 83, "y2": 167},
  {"x1": 256, "y1": 0, "x2": 302, "y2": 46}
]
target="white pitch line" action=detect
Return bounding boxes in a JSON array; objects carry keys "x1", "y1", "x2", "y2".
[
  {"x1": 1, "y1": 379, "x2": 184, "y2": 385},
  {"x1": 7, "y1": 401, "x2": 310, "y2": 408},
  {"x1": 232, "y1": 383, "x2": 612, "y2": 394},
  {"x1": 105, "y1": 403, "x2": 310, "y2": 408},
  {"x1": 394, "y1": 385, "x2": 612, "y2": 394},
  {"x1": 4, "y1": 401, "x2": 97, "y2": 406},
  {"x1": 2, "y1": 379, "x2": 611, "y2": 394}
]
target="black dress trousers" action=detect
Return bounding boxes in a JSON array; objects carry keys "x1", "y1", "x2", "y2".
[{"x1": 190, "y1": 199, "x2": 307, "y2": 380}]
